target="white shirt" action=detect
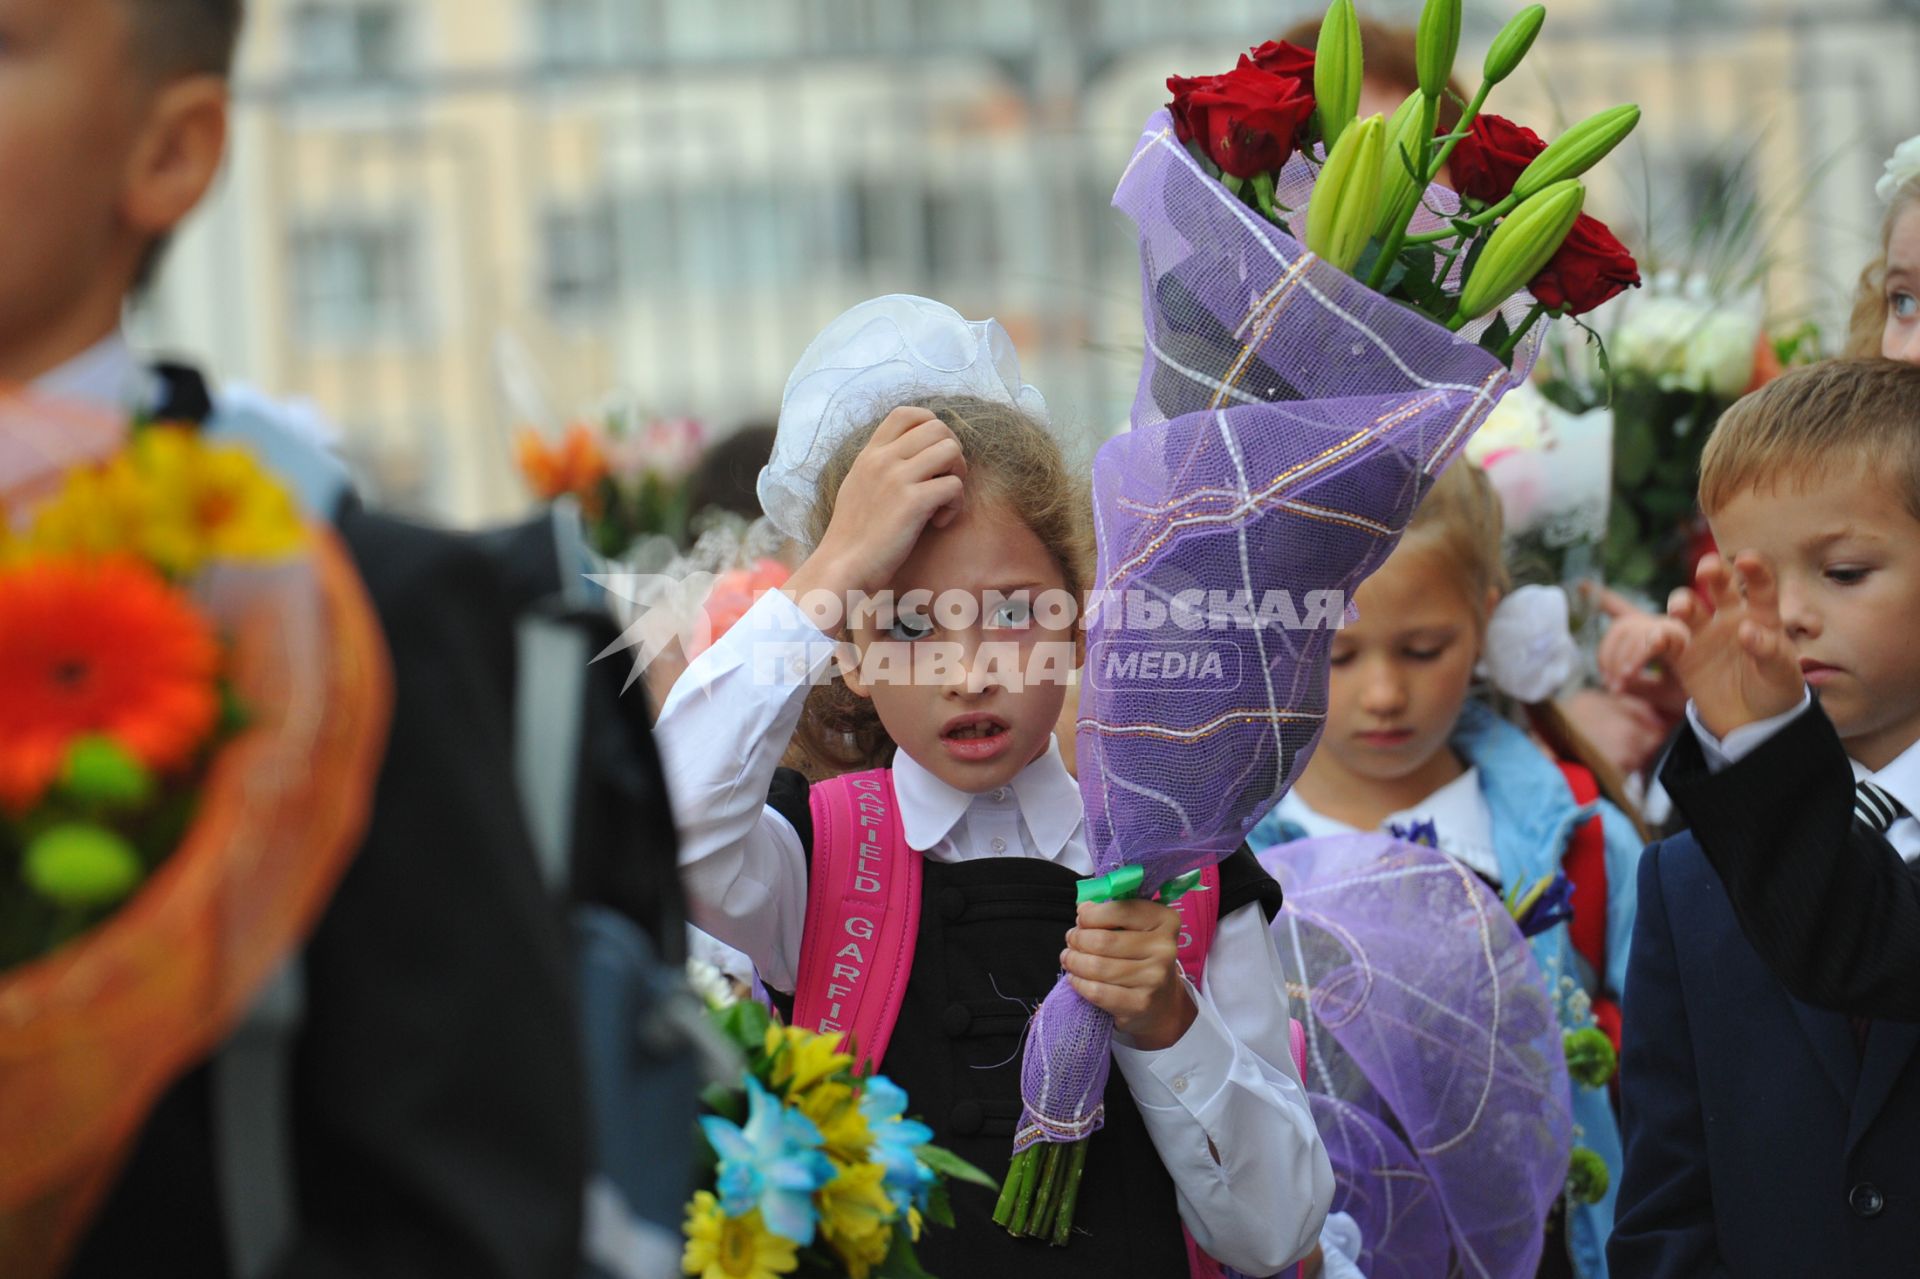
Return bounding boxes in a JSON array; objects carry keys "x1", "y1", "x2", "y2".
[
  {"x1": 1271, "y1": 766, "x2": 1504, "y2": 883},
  {"x1": 657, "y1": 588, "x2": 1334, "y2": 1274},
  {"x1": 1688, "y1": 693, "x2": 1920, "y2": 863},
  {"x1": 31, "y1": 332, "x2": 153, "y2": 410}
]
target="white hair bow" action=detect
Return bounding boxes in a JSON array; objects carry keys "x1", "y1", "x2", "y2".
[{"x1": 757, "y1": 294, "x2": 1049, "y2": 547}]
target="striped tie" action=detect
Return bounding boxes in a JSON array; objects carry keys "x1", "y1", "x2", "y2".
[{"x1": 1855, "y1": 779, "x2": 1906, "y2": 835}]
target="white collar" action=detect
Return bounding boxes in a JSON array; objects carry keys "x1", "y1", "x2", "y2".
[
  {"x1": 892, "y1": 736, "x2": 1082, "y2": 859},
  {"x1": 1276, "y1": 767, "x2": 1501, "y2": 882},
  {"x1": 30, "y1": 332, "x2": 153, "y2": 412},
  {"x1": 1855, "y1": 736, "x2": 1920, "y2": 827}
]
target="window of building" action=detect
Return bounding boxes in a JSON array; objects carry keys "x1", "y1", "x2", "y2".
[
  {"x1": 541, "y1": 199, "x2": 621, "y2": 315},
  {"x1": 290, "y1": 216, "x2": 423, "y2": 343},
  {"x1": 287, "y1": 1, "x2": 408, "y2": 84}
]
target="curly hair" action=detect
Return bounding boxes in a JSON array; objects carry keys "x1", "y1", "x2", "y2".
[
  {"x1": 787, "y1": 395, "x2": 1094, "y2": 780},
  {"x1": 1846, "y1": 176, "x2": 1920, "y2": 358}
]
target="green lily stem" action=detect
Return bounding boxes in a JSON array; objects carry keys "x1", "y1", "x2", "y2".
[
  {"x1": 1008, "y1": 1147, "x2": 1041, "y2": 1234},
  {"x1": 1034, "y1": 1142, "x2": 1062, "y2": 1235},
  {"x1": 1426, "y1": 78, "x2": 1492, "y2": 186},
  {"x1": 1367, "y1": 93, "x2": 1442, "y2": 290},
  {"x1": 1404, "y1": 191, "x2": 1517, "y2": 245},
  {"x1": 1498, "y1": 303, "x2": 1550, "y2": 361},
  {"x1": 992, "y1": 1146, "x2": 1029, "y2": 1227},
  {"x1": 1365, "y1": 188, "x2": 1423, "y2": 290},
  {"x1": 1395, "y1": 79, "x2": 1500, "y2": 249},
  {"x1": 1051, "y1": 1141, "x2": 1090, "y2": 1246}
]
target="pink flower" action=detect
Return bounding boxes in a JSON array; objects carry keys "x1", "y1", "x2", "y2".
[{"x1": 605, "y1": 416, "x2": 706, "y2": 483}]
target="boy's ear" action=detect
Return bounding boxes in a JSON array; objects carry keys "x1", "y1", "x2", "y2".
[{"x1": 121, "y1": 76, "x2": 229, "y2": 241}]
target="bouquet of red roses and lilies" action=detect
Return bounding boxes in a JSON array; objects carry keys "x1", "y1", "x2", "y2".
[
  {"x1": 993, "y1": 0, "x2": 1643, "y2": 1252},
  {"x1": 1165, "y1": 0, "x2": 1641, "y2": 359}
]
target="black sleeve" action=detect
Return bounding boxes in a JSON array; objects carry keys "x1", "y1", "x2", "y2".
[
  {"x1": 1662, "y1": 702, "x2": 1920, "y2": 1021},
  {"x1": 278, "y1": 511, "x2": 587, "y2": 1279},
  {"x1": 767, "y1": 767, "x2": 814, "y2": 854},
  {"x1": 1216, "y1": 842, "x2": 1283, "y2": 923},
  {"x1": 1608, "y1": 845, "x2": 1734, "y2": 1278}
]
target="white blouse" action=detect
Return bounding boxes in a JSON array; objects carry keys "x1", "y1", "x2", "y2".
[
  {"x1": 1271, "y1": 766, "x2": 1504, "y2": 883},
  {"x1": 656, "y1": 589, "x2": 1334, "y2": 1275}
]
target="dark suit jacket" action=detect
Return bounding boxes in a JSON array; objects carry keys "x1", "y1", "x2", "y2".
[
  {"x1": 474, "y1": 513, "x2": 684, "y2": 959},
  {"x1": 1609, "y1": 834, "x2": 1920, "y2": 1277},
  {"x1": 69, "y1": 512, "x2": 588, "y2": 1279},
  {"x1": 1661, "y1": 705, "x2": 1920, "y2": 1021}
]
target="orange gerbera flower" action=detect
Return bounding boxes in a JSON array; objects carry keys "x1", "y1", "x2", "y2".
[
  {"x1": 0, "y1": 557, "x2": 222, "y2": 814},
  {"x1": 514, "y1": 423, "x2": 609, "y2": 513}
]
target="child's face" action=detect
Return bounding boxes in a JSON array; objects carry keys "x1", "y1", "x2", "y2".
[
  {"x1": 1311, "y1": 537, "x2": 1486, "y2": 788},
  {"x1": 1884, "y1": 206, "x2": 1920, "y2": 366},
  {"x1": 1710, "y1": 468, "x2": 1920, "y2": 771},
  {"x1": 0, "y1": 0, "x2": 150, "y2": 375},
  {"x1": 844, "y1": 498, "x2": 1077, "y2": 795}
]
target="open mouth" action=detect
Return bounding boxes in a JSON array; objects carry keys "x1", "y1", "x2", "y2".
[
  {"x1": 941, "y1": 714, "x2": 1012, "y2": 760},
  {"x1": 943, "y1": 715, "x2": 1008, "y2": 740}
]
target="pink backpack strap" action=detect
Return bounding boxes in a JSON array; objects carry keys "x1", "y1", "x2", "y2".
[
  {"x1": 1172, "y1": 864, "x2": 1221, "y2": 986},
  {"x1": 791, "y1": 769, "x2": 922, "y2": 1073},
  {"x1": 1176, "y1": 863, "x2": 1311, "y2": 1279}
]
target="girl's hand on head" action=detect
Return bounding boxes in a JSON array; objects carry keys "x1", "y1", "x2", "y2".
[
  {"x1": 1655, "y1": 552, "x2": 1805, "y2": 739},
  {"x1": 782, "y1": 406, "x2": 968, "y2": 612},
  {"x1": 1061, "y1": 899, "x2": 1198, "y2": 1052}
]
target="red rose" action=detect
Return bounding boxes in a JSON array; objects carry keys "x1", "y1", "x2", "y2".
[
  {"x1": 1241, "y1": 39, "x2": 1315, "y2": 82},
  {"x1": 1451, "y1": 114, "x2": 1546, "y2": 204},
  {"x1": 1170, "y1": 63, "x2": 1316, "y2": 180},
  {"x1": 1167, "y1": 73, "x2": 1221, "y2": 145},
  {"x1": 1529, "y1": 213, "x2": 1642, "y2": 317}
]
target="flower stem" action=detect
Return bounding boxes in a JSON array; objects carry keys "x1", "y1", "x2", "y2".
[
  {"x1": 1031, "y1": 1142, "x2": 1062, "y2": 1235},
  {"x1": 1498, "y1": 303, "x2": 1551, "y2": 361},
  {"x1": 992, "y1": 1147, "x2": 1030, "y2": 1227},
  {"x1": 1013, "y1": 1136, "x2": 1044, "y2": 1229},
  {"x1": 1051, "y1": 1141, "x2": 1090, "y2": 1246},
  {"x1": 1426, "y1": 79, "x2": 1492, "y2": 186}
]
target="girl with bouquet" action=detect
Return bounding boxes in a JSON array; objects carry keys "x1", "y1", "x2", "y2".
[
  {"x1": 656, "y1": 294, "x2": 1333, "y2": 1276},
  {"x1": 1252, "y1": 461, "x2": 1643, "y2": 1279}
]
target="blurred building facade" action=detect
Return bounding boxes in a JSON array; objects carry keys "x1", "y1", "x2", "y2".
[{"x1": 138, "y1": 0, "x2": 1920, "y2": 523}]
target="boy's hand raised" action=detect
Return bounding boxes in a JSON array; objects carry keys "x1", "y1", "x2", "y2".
[
  {"x1": 782, "y1": 406, "x2": 968, "y2": 615},
  {"x1": 1628, "y1": 552, "x2": 1805, "y2": 740},
  {"x1": 1593, "y1": 585, "x2": 1689, "y2": 720},
  {"x1": 1062, "y1": 899, "x2": 1198, "y2": 1052}
]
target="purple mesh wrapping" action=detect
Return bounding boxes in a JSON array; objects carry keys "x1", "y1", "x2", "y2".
[
  {"x1": 1264, "y1": 835, "x2": 1573, "y2": 1279},
  {"x1": 1308, "y1": 1095, "x2": 1450, "y2": 1279},
  {"x1": 1014, "y1": 112, "x2": 1539, "y2": 1154}
]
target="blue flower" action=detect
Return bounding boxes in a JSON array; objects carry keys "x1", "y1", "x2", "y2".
[
  {"x1": 700, "y1": 1076, "x2": 836, "y2": 1244},
  {"x1": 1387, "y1": 817, "x2": 1440, "y2": 849},
  {"x1": 859, "y1": 1074, "x2": 937, "y2": 1214},
  {"x1": 1507, "y1": 871, "x2": 1576, "y2": 938}
]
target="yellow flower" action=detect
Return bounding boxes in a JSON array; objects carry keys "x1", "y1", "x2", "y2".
[
  {"x1": 763, "y1": 1024, "x2": 855, "y2": 1099},
  {"x1": 28, "y1": 427, "x2": 304, "y2": 576},
  {"x1": 793, "y1": 1079, "x2": 874, "y2": 1167},
  {"x1": 130, "y1": 428, "x2": 305, "y2": 571},
  {"x1": 817, "y1": 1162, "x2": 896, "y2": 1279},
  {"x1": 681, "y1": 1191, "x2": 798, "y2": 1279},
  {"x1": 24, "y1": 456, "x2": 151, "y2": 564}
]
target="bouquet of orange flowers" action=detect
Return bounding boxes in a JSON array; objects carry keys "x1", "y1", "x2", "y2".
[{"x1": 0, "y1": 398, "x2": 391, "y2": 1278}]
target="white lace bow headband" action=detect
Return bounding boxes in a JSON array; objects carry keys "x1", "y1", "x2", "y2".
[{"x1": 757, "y1": 294, "x2": 1050, "y2": 547}]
